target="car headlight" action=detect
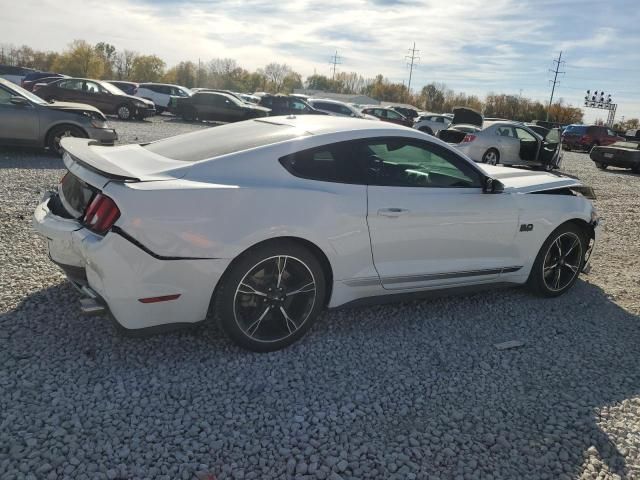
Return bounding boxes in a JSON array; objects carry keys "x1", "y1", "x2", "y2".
[
  {"x1": 134, "y1": 101, "x2": 147, "y2": 108},
  {"x1": 83, "y1": 112, "x2": 109, "y2": 128}
]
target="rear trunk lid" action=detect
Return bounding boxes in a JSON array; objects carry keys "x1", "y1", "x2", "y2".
[
  {"x1": 62, "y1": 138, "x2": 190, "y2": 187},
  {"x1": 451, "y1": 107, "x2": 483, "y2": 127}
]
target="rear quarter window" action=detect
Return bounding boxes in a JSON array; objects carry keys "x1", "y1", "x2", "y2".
[{"x1": 279, "y1": 142, "x2": 363, "y2": 184}]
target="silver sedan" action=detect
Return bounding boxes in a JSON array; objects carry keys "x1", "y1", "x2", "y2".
[{"x1": 446, "y1": 121, "x2": 562, "y2": 171}]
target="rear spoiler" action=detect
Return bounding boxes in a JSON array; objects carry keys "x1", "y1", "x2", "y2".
[{"x1": 61, "y1": 138, "x2": 140, "y2": 182}]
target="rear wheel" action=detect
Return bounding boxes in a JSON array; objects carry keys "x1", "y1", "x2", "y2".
[
  {"x1": 527, "y1": 223, "x2": 586, "y2": 297},
  {"x1": 46, "y1": 125, "x2": 87, "y2": 156},
  {"x1": 595, "y1": 162, "x2": 608, "y2": 170},
  {"x1": 482, "y1": 148, "x2": 500, "y2": 165},
  {"x1": 213, "y1": 241, "x2": 326, "y2": 352}
]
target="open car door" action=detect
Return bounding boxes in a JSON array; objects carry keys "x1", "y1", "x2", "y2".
[{"x1": 538, "y1": 128, "x2": 561, "y2": 171}]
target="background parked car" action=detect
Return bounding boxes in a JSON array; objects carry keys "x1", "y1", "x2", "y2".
[
  {"x1": 21, "y1": 72, "x2": 66, "y2": 91},
  {"x1": 0, "y1": 78, "x2": 116, "y2": 155},
  {"x1": 30, "y1": 77, "x2": 68, "y2": 93},
  {"x1": 0, "y1": 65, "x2": 36, "y2": 85},
  {"x1": 35, "y1": 78, "x2": 155, "y2": 120},
  {"x1": 624, "y1": 129, "x2": 640, "y2": 141},
  {"x1": 360, "y1": 107, "x2": 413, "y2": 127},
  {"x1": 256, "y1": 94, "x2": 325, "y2": 115},
  {"x1": 308, "y1": 98, "x2": 377, "y2": 119},
  {"x1": 170, "y1": 91, "x2": 270, "y2": 122},
  {"x1": 439, "y1": 108, "x2": 560, "y2": 170},
  {"x1": 106, "y1": 80, "x2": 139, "y2": 96},
  {"x1": 136, "y1": 83, "x2": 191, "y2": 113},
  {"x1": 389, "y1": 106, "x2": 420, "y2": 120},
  {"x1": 413, "y1": 113, "x2": 452, "y2": 135},
  {"x1": 590, "y1": 141, "x2": 640, "y2": 173},
  {"x1": 562, "y1": 124, "x2": 624, "y2": 151}
]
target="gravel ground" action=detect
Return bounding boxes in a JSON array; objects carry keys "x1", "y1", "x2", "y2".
[{"x1": 1, "y1": 117, "x2": 639, "y2": 480}]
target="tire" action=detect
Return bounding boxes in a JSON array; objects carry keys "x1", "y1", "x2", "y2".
[
  {"x1": 595, "y1": 162, "x2": 608, "y2": 170},
  {"x1": 418, "y1": 126, "x2": 434, "y2": 135},
  {"x1": 632, "y1": 165, "x2": 640, "y2": 174},
  {"x1": 213, "y1": 240, "x2": 326, "y2": 352},
  {"x1": 182, "y1": 107, "x2": 197, "y2": 122},
  {"x1": 46, "y1": 125, "x2": 87, "y2": 156},
  {"x1": 116, "y1": 103, "x2": 133, "y2": 120},
  {"x1": 482, "y1": 148, "x2": 500, "y2": 165},
  {"x1": 527, "y1": 223, "x2": 587, "y2": 297}
]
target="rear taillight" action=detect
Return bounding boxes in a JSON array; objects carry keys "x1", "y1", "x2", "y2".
[
  {"x1": 462, "y1": 134, "x2": 477, "y2": 143},
  {"x1": 83, "y1": 193, "x2": 120, "y2": 234}
]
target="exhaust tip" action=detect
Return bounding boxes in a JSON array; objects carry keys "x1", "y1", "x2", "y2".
[{"x1": 80, "y1": 297, "x2": 106, "y2": 315}]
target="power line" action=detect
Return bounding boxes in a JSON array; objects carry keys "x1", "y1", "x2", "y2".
[
  {"x1": 546, "y1": 51, "x2": 565, "y2": 121},
  {"x1": 329, "y1": 50, "x2": 341, "y2": 80},
  {"x1": 405, "y1": 42, "x2": 420, "y2": 100}
]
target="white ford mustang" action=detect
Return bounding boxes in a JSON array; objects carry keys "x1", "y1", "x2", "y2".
[{"x1": 33, "y1": 116, "x2": 600, "y2": 351}]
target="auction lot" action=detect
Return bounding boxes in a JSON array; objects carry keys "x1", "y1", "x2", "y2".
[{"x1": 1, "y1": 117, "x2": 640, "y2": 480}]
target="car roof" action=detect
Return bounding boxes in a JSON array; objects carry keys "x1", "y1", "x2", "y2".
[{"x1": 139, "y1": 82, "x2": 186, "y2": 88}]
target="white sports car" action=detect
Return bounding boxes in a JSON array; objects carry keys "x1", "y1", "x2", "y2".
[{"x1": 33, "y1": 116, "x2": 600, "y2": 351}]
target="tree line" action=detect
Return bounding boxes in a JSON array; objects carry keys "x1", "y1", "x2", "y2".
[{"x1": 0, "y1": 39, "x2": 596, "y2": 124}]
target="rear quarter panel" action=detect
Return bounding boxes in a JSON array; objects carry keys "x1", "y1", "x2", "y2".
[{"x1": 103, "y1": 142, "x2": 375, "y2": 283}]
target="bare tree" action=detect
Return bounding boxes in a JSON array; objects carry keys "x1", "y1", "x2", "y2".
[{"x1": 263, "y1": 63, "x2": 292, "y2": 92}]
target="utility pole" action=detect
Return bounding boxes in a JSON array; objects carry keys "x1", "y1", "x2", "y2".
[
  {"x1": 546, "y1": 51, "x2": 565, "y2": 121},
  {"x1": 330, "y1": 50, "x2": 341, "y2": 80},
  {"x1": 405, "y1": 42, "x2": 420, "y2": 100}
]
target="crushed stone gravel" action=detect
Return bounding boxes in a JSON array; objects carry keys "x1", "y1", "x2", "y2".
[{"x1": 1, "y1": 117, "x2": 639, "y2": 480}]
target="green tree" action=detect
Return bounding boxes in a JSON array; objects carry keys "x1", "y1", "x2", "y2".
[
  {"x1": 95, "y1": 42, "x2": 117, "y2": 78},
  {"x1": 131, "y1": 55, "x2": 165, "y2": 82},
  {"x1": 52, "y1": 40, "x2": 104, "y2": 78}
]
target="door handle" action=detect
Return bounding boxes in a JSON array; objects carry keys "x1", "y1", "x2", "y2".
[{"x1": 378, "y1": 208, "x2": 410, "y2": 217}]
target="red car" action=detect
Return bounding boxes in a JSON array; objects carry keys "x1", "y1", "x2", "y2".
[
  {"x1": 361, "y1": 107, "x2": 413, "y2": 127},
  {"x1": 562, "y1": 124, "x2": 624, "y2": 151}
]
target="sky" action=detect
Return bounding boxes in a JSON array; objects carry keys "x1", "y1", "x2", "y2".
[{"x1": 2, "y1": 0, "x2": 639, "y2": 122}]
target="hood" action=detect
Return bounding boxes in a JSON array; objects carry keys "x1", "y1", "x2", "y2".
[
  {"x1": 46, "y1": 101, "x2": 104, "y2": 116},
  {"x1": 122, "y1": 94, "x2": 154, "y2": 106},
  {"x1": 477, "y1": 164, "x2": 584, "y2": 193},
  {"x1": 452, "y1": 107, "x2": 483, "y2": 127}
]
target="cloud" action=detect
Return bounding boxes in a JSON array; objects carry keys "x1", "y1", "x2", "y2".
[{"x1": 1, "y1": 0, "x2": 638, "y2": 118}]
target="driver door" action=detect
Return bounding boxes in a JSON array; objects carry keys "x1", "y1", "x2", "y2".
[{"x1": 361, "y1": 137, "x2": 521, "y2": 290}]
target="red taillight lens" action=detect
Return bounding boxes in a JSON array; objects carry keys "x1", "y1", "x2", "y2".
[
  {"x1": 462, "y1": 134, "x2": 476, "y2": 143},
  {"x1": 83, "y1": 193, "x2": 120, "y2": 234}
]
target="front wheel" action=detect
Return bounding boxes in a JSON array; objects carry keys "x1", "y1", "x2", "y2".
[
  {"x1": 117, "y1": 103, "x2": 133, "y2": 120},
  {"x1": 213, "y1": 241, "x2": 326, "y2": 352},
  {"x1": 527, "y1": 223, "x2": 586, "y2": 297},
  {"x1": 46, "y1": 125, "x2": 87, "y2": 156},
  {"x1": 482, "y1": 148, "x2": 500, "y2": 165}
]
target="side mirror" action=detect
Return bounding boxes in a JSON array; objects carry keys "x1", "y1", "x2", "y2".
[
  {"x1": 10, "y1": 96, "x2": 29, "y2": 106},
  {"x1": 482, "y1": 177, "x2": 504, "y2": 194}
]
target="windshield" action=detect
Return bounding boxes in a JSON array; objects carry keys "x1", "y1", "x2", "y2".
[
  {"x1": 3, "y1": 80, "x2": 48, "y2": 105},
  {"x1": 101, "y1": 81, "x2": 126, "y2": 95}
]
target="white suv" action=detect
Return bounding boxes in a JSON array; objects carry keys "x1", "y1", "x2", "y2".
[
  {"x1": 413, "y1": 114, "x2": 452, "y2": 135},
  {"x1": 136, "y1": 83, "x2": 191, "y2": 113}
]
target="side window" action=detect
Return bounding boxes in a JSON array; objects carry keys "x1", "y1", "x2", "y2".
[
  {"x1": 290, "y1": 99, "x2": 310, "y2": 112},
  {"x1": 374, "y1": 109, "x2": 386, "y2": 118},
  {"x1": 0, "y1": 87, "x2": 14, "y2": 105},
  {"x1": 83, "y1": 81, "x2": 100, "y2": 94},
  {"x1": 435, "y1": 117, "x2": 445, "y2": 123},
  {"x1": 386, "y1": 110, "x2": 402, "y2": 120},
  {"x1": 515, "y1": 128, "x2": 536, "y2": 141},
  {"x1": 357, "y1": 138, "x2": 482, "y2": 188},
  {"x1": 279, "y1": 143, "x2": 362, "y2": 184},
  {"x1": 606, "y1": 128, "x2": 615, "y2": 136},
  {"x1": 495, "y1": 126, "x2": 515, "y2": 137},
  {"x1": 59, "y1": 80, "x2": 83, "y2": 90},
  {"x1": 339, "y1": 105, "x2": 353, "y2": 116}
]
